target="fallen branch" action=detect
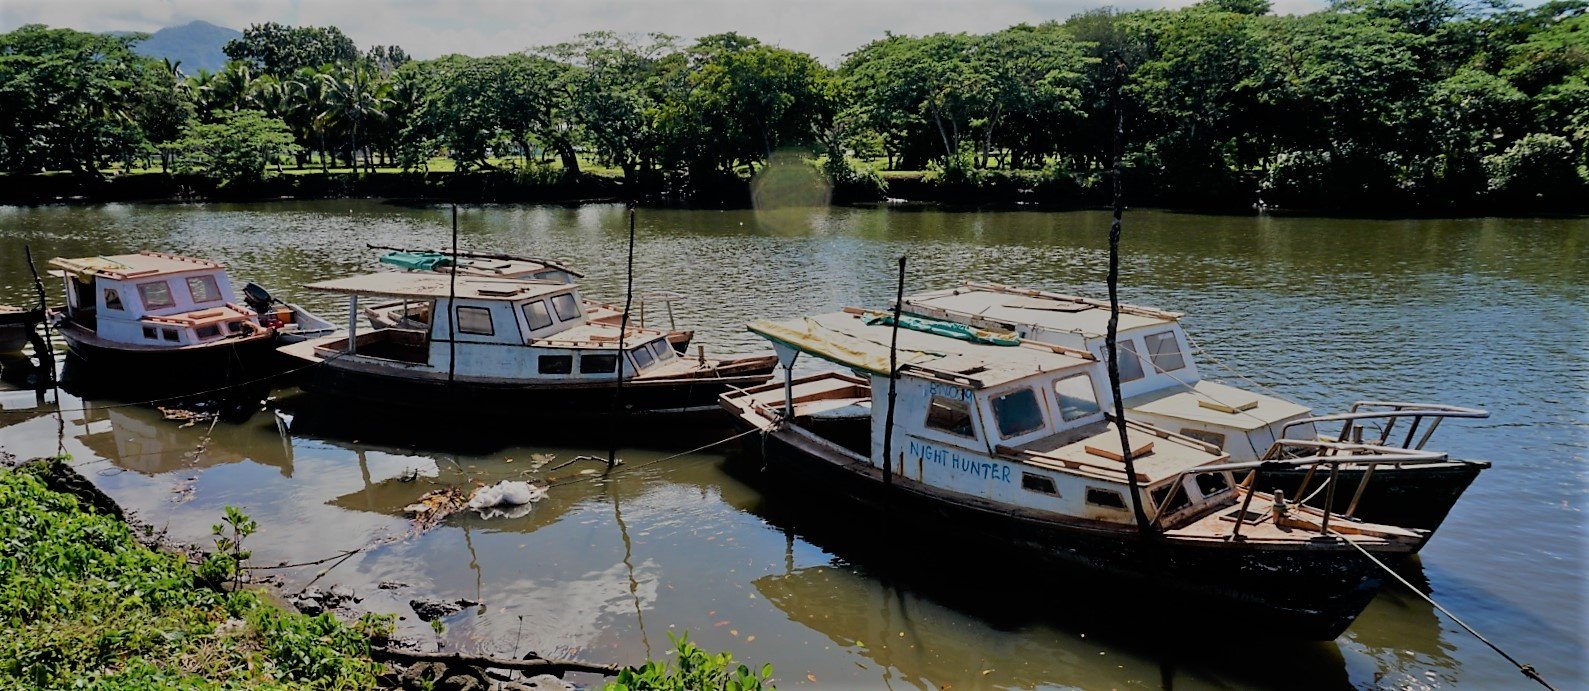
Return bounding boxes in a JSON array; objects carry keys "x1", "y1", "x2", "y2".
[{"x1": 371, "y1": 647, "x2": 623, "y2": 678}]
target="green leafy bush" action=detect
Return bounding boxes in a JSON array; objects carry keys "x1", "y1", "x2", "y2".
[
  {"x1": 1483, "y1": 133, "x2": 1584, "y2": 201},
  {"x1": 0, "y1": 462, "x2": 385, "y2": 688},
  {"x1": 606, "y1": 632, "x2": 774, "y2": 691}
]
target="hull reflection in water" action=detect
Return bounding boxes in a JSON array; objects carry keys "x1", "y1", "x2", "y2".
[{"x1": 733, "y1": 452, "x2": 1457, "y2": 690}]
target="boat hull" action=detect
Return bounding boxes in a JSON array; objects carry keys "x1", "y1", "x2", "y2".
[
  {"x1": 55, "y1": 320, "x2": 282, "y2": 396},
  {"x1": 295, "y1": 356, "x2": 778, "y2": 419},
  {"x1": 1259, "y1": 461, "x2": 1487, "y2": 534},
  {"x1": 740, "y1": 421, "x2": 1400, "y2": 641}
]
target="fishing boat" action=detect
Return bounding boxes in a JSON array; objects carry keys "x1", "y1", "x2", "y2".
[
  {"x1": 0, "y1": 305, "x2": 42, "y2": 352},
  {"x1": 898, "y1": 282, "x2": 1489, "y2": 533},
  {"x1": 364, "y1": 248, "x2": 694, "y2": 352},
  {"x1": 277, "y1": 272, "x2": 777, "y2": 417},
  {"x1": 45, "y1": 252, "x2": 334, "y2": 383},
  {"x1": 721, "y1": 308, "x2": 1448, "y2": 640}
]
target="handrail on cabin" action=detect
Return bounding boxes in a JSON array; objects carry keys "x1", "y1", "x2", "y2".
[{"x1": 1281, "y1": 402, "x2": 1488, "y2": 450}]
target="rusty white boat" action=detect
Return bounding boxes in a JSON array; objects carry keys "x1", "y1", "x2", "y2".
[
  {"x1": 278, "y1": 272, "x2": 776, "y2": 417},
  {"x1": 721, "y1": 308, "x2": 1453, "y2": 640},
  {"x1": 362, "y1": 248, "x2": 694, "y2": 352},
  {"x1": 46, "y1": 252, "x2": 334, "y2": 384},
  {"x1": 898, "y1": 282, "x2": 1489, "y2": 535}
]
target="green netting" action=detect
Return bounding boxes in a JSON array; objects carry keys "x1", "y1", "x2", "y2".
[
  {"x1": 865, "y1": 313, "x2": 1020, "y2": 346},
  {"x1": 378, "y1": 251, "x2": 452, "y2": 271}
]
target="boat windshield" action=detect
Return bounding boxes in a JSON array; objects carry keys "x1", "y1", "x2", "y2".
[
  {"x1": 1054, "y1": 373, "x2": 1101, "y2": 421},
  {"x1": 991, "y1": 388, "x2": 1045, "y2": 438}
]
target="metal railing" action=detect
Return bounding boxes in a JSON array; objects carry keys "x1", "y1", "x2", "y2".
[{"x1": 1281, "y1": 401, "x2": 1488, "y2": 451}]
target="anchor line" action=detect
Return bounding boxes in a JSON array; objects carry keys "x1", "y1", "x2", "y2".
[
  {"x1": 1331, "y1": 530, "x2": 1556, "y2": 690},
  {"x1": 547, "y1": 427, "x2": 761, "y2": 489}
]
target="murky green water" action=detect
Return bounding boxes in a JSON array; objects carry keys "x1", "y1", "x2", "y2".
[{"x1": 1, "y1": 201, "x2": 1584, "y2": 689}]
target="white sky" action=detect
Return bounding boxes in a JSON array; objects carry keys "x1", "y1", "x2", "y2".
[{"x1": 1, "y1": 0, "x2": 1329, "y2": 64}]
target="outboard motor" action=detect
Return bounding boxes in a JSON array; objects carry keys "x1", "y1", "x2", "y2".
[{"x1": 242, "y1": 282, "x2": 275, "y2": 314}]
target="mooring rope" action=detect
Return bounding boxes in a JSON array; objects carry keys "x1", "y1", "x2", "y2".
[
  {"x1": 1332, "y1": 530, "x2": 1556, "y2": 690},
  {"x1": 547, "y1": 427, "x2": 761, "y2": 489}
]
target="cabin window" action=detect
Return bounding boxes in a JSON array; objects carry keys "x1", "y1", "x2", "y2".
[
  {"x1": 1180, "y1": 428, "x2": 1227, "y2": 449},
  {"x1": 522, "y1": 301, "x2": 554, "y2": 331},
  {"x1": 1151, "y1": 482, "x2": 1192, "y2": 515},
  {"x1": 1196, "y1": 472, "x2": 1232, "y2": 497},
  {"x1": 538, "y1": 354, "x2": 573, "y2": 374},
  {"x1": 991, "y1": 388, "x2": 1045, "y2": 439},
  {"x1": 924, "y1": 395, "x2": 976, "y2": 438},
  {"x1": 1085, "y1": 487, "x2": 1127, "y2": 510},
  {"x1": 1053, "y1": 373, "x2": 1102, "y2": 421},
  {"x1": 580, "y1": 353, "x2": 618, "y2": 374},
  {"x1": 1143, "y1": 331, "x2": 1186, "y2": 372},
  {"x1": 648, "y1": 340, "x2": 675, "y2": 361},
  {"x1": 630, "y1": 345, "x2": 655, "y2": 370},
  {"x1": 160, "y1": 328, "x2": 180, "y2": 342},
  {"x1": 195, "y1": 325, "x2": 221, "y2": 340},
  {"x1": 1118, "y1": 340, "x2": 1145, "y2": 382},
  {"x1": 532, "y1": 270, "x2": 562, "y2": 282},
  {"x1": 550, "y1": 293, "x2": 580, "y2": 321},
  {"x1": 1021, "y1": 473, "x2": 1058, "y2": 496},
  {"x1": 142, "y1": 326, "x2": 157, "y2": 340},
  {"x1": 103, "y1": 289, "x2": 124, "y2": 311},
  {"x1": 185, "y1": 275, "x2": 222, "y2": 303},
  {"x1": 456, "y1": 306, "x2": 494, "y2": 335},
  {"x1": 138, "y1": 281, "x2": 176, "y2": 310}
]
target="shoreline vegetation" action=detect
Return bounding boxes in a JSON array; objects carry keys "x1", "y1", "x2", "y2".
[
  {"x1": 0, "y1": 456, "x2": 773, "y2": 689},
  {"x1": 3, "y1": 1, "x2": 1587, "y2": 216}
]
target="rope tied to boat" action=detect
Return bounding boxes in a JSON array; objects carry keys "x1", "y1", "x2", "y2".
[{"x1": 1330, "y1": 529, "x2": 1557, "y2": 689}]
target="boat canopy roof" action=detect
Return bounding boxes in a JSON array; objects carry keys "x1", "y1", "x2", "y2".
[
  {"x1": 1124, "y1": 380, "x2": 1312, "y2": 431},
  {"x1": 748, "y1": 309, "x2": 1093, "y2": 387},
  {"x1": 49, "y1": 252, "x2": 226, "y2": 281},
  {"x1": 304, "y1": 272, "x2": 571, "y2": 301},
  {"x1": 903, "y1": 282, "x2": 1181, "y2": 340}
]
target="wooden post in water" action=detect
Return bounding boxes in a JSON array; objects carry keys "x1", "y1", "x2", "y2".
[
  {"x1": 606, "y1": 206, "x2": 638, "y2": 468},
  {"x1": 1105, "y1": 52, "x2": 1153, "y2": 535},
  {"x1": 23, "y1": 245, "x2": 56, "y2": 393},
  {"x1": 447, "y1": 204, "x2": 460, "y2": 383},
  {"x1": 880, "y1": 255, "x2": 906, "y2": 487}
]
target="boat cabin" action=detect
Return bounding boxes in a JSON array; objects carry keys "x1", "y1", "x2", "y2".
[
  {"x1": 902, "y1": 283, "x2": 1314, "y2": 461},
  {"x1": 733, "y1": 310, "x2": 1238, "y2": 528},
  {"x1": 49, "y1": 252, "x2": 257, "y2": 347},
  {"x1": 287, "y1": 272, "x2": 689, "y2": 382}
]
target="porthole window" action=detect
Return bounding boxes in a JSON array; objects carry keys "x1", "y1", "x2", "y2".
[
  {"x1": 538, "y1": 354, "x2": 573, "y2": 374},
  {"x1": 580, "y1": 353, "x2": 618, "y2": 374},
  {"x1": 1021, "y1": 473, "x2": 1058, "y2": 495},
  {"x1": 160, "y1": 328, "x2": 180, "y2": 342},
  {"x1": 1085, "y1": 487, "x2": 1127, "y2": 510},
  {"x1": 142, "y1": 326, "x2": 157, "y2": 340}
]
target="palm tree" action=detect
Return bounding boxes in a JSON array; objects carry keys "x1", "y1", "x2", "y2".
[
  {"x1": 322, "y1": 66, "x2": 393, "y2": 172},
  {"x1": 212, "y1": 63, "x2": 256, "y2": 113},
  {"x1": 287, "y1": 66, "x2": 335, "y2": 171}
]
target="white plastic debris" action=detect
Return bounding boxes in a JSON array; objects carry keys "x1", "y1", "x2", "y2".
[{"x1": 467, "y1": 480, "x2": 547, "y2": 512}]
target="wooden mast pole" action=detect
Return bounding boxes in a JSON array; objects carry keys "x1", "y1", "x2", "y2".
[
  {"x1": 447, "y1": 203, "x2": 460, "y2": 383},
  {"x1": 606, "y1": 206, "x2": 637, "y2": 467},
  {"x1": 880, "y1": 255, "x2": 906, "y2": 486},
  {"x1": 1106, "y1": 52, "x2": 1153, "y2": 535}
]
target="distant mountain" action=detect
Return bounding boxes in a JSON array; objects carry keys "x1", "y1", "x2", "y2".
[{"x1": 131, "y1": 20, "x2": 240, "y2": 75}]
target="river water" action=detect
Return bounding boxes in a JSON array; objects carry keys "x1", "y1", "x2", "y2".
[{"x1": 0, "y1": 201, "x2": 1583, "y2": 689}]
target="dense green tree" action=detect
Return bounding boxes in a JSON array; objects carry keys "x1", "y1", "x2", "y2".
[
  {"x1": 223, "y1": 23, "x2": 359, "y2": 77},
  {"x1": 546, "y1": 32, "x2": 678, "y2": 185},
  {"x1": 166, "y1": 108, "x2": 299, "y2": 186}
]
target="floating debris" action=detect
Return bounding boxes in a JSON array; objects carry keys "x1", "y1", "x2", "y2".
[
  {"x1": 158, "y1": 405, "x2": 216, "y2": 428},
  {"x1": 402, "y1": 487, "x2": 468, "y2": 533}
]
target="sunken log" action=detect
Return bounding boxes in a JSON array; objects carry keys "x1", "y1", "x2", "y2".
[{"x1": 370, "y1": 647, "x2": 623, "y2": 678}]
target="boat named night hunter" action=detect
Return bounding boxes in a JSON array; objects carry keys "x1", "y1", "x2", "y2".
[
  {"x1": 278, "y1": 272, "x2": 777, "y2": 416},
  {"x1": 721, "y1": 308, "x2": 1449, "y2": 640},
  {"x1": 899, "y1": 282, "x2": 1490, "y2": 534}
]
